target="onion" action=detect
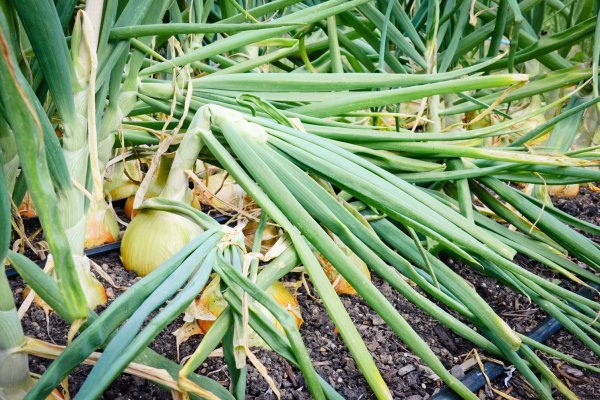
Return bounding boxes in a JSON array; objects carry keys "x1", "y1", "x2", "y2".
[
  {"x1": 120, "y1": 210, "x2": 204, "y2": 276},
  {"x1": 183, "y1": 276, "x2": 302, "y2": 337},
  {"x1": 243, "y1": 219, "x2": 281, "y2": 253},
  {"x1": 84, "y1": 201, "x2": 119, "y2": 248},
  {"x1": 24, "y1": 255, "x2": 106, "y2": 311},
  {"x1": 196, "y1": 170, "x2": 246, "y2": 211},
  {"x1": 74, "y1": 255, "x2": 108, "y2": 309},
  {"x1": 184, "y1": 274, "x2": 228, "y2": 334},
  {"x1": 104, "y1": 160, "x2": 142, "y2": 201},
  {"x1": 123, "y1": 195, "x2": 136, "y2": 219},
  {"x1": 266, "y1": 281, "x2": 303, "y2": 328},
  {"x1": 547, "y1": 184, "x2": 580, "y2": 198},
  {"x1": 120, "y1": 144, "x2": 206, "y2": 276}
]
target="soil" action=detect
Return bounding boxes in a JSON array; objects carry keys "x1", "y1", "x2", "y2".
[{"x1": 7, "y1": 187, "x2": 600, "y2": 399}]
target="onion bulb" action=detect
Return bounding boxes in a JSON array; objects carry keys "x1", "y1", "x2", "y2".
[
  {"x1": 120, "y1": 210, "x2": 204, "y2": 276},
  {"x1": 266, "y1": 281, "x2": 303, "y2": 328},
  {"x1": 196, "y1": 170, "x2": 246, "y2": 211},
  {"x1": 84, "y1": 201, "x2": 119, "y2": 248},
  {"x1": 123, "y1": 195, "x2": 136, "y2": 220},
  {"x1": 243, "y1": 219, "x2": 281, "y2": 253},
  {"x1": 184, "y1": 275, "x2": 228, "y2": 334},
  {"x1": 547, "y1": 184, "x2": 580, "y2": 198},
  {"x1": 24, "y1": 255, "x2": 106, "y2": 311},
  {"x1": 319, "y1": 235, "x2": 371, "y2": 296},
  {"x1": 74, "y1": 255, "x2": 108, "y2": 309},
  {"x1": 181, "y1": 276, "x2": 302, "y2": 340},
  {"x1": 104, "y1": 160, "x2": 142, "y2": 201}
]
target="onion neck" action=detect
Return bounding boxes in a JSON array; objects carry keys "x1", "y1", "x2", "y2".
[
  {"x1": 0, "y1": 270, "x2": 35, "y2": 399},
  {"x1": 160, "y1": 107, "x2": 212, "y2": 201}
]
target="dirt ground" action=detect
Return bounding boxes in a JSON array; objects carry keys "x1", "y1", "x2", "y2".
[{"x1": 8, "y1": 187, "x2": 600, "y2": 399}]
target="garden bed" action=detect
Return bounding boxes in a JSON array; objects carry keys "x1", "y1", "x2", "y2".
[{"x1": 10, "y1": 187, "x2": 600, "y2": 399}]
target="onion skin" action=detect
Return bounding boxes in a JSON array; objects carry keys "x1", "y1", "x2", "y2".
[
  {"x1": 547, "y1": 184, "x2": 579, "y2": 198},
  {"x1": 124, "y1": 196, "x2": 136, "y2": 219},
  {"x1": 24, "y1": 255, "x2": 106, "y2": 311},
  {"x1": 191, "y1": 277, "x2": 302, "y2": 334},
  {"x1": 75, "y1": 256, "x2": 108, "y2": 309},
  {"x1": 120, "y1": 210, "x2": 204, "y2": 276},
  {"x1": 84, "y1": 206, "x2": 119, "y2": 248},
  {"x1": 197, "y1": 171, "x2": 246, "y2": 211},
  {"x1": 18, "y1": 193, "x2": 36, "y2": 218},
  {"x1": 243, "y1": 220, "x2": 280, "y2": 252},
  {"x1": 319, "y1": 236, "x2": 371, "y2": 296}
]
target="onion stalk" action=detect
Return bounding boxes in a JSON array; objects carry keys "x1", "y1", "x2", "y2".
[{"x1": 0, "y1": 145, "x2": 35, "y2": 399}]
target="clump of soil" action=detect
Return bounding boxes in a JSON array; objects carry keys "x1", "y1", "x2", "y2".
[{"x1": 8, "y1": 187, "x2": 600, "y2": 399}]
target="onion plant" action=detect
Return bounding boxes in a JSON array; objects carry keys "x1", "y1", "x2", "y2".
[{"x1": 1, "y1": 0, "x2": 600, "y2": 399}]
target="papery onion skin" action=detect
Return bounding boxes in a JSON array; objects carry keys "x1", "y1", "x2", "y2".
[
  {"x1": 120, "y1": 210, "x2": 204, "y2": 276},
  {"x1": 18, "y1": 193, "x2": 36, "y2": 218},
  {"x1": 24, "y1": 255, "x2": 107, "y2": 311},
  {"x1": 75, "y1": 255, "x2": 108, "y2": 310},
  {"x1": 192, "y1": 277, "x2": 302, "y2": 334},
  {"x1": 266, "y1": 281, "x2": 303, "y2": 328},
  {"x1": 84, "y1": 206, "x2": 119, "y2": 248},
  {"x1": 197, "y1": 171, "x2": 246, "y2": 211},
  {"x1": 243, "y1": 220, "x2": 280, "y2": 252},
  {"x1": 320, "y1": 236, "x2": 371, "y2": 296},
  {"x1": 547, "y1": 184, "x2": 580, "y2": 198}
]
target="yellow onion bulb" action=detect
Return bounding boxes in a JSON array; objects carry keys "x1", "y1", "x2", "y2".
[
  {"x1": 74, "y1": 255, "x2": 108, "y2": 309},
  {"x1": 243, "y1": 220, "x2": 281, "y2": 252},
  {"x1": 120, "y1": 210, "x2": 204, "y2": 276},
  {"x1": 24, "y1": 255, "x2": 106, "y2": 311},
  {"x1": 104, "y1": 160, "x2": 142, "y2": 201},
  {"x1": 184, "y1": 275, "x2": 228, "y2": 334},
  {"x1": 197, "y1": 171, "x2": 246, "y2": 211},
  {"x1": 186, "y1": 276, "x2": 302, "y2": 336},
  {"x1": 547, "y1": 184, "x2": 580, "y2": 198},
  {"x1": 124, "y1": 196, "x2": 136, "y2": 220},
  {"x1": 266, "y1": 281, "x2": 303, "y2": 328},
  {"x1": 84, "y1": 204, "x2": 119, "y2": 248}
]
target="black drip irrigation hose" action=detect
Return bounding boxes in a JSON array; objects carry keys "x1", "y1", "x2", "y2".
[
  {"x1": 6, "y1": 215, "x2": 231, "y2": 279},
  {"x1": 432, "y1": 284, "x2": 599, "y2": 399}
]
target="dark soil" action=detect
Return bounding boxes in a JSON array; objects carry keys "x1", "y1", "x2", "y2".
[{"x1": 8, "y1": 187, "x2": 600, "y2": 399}]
